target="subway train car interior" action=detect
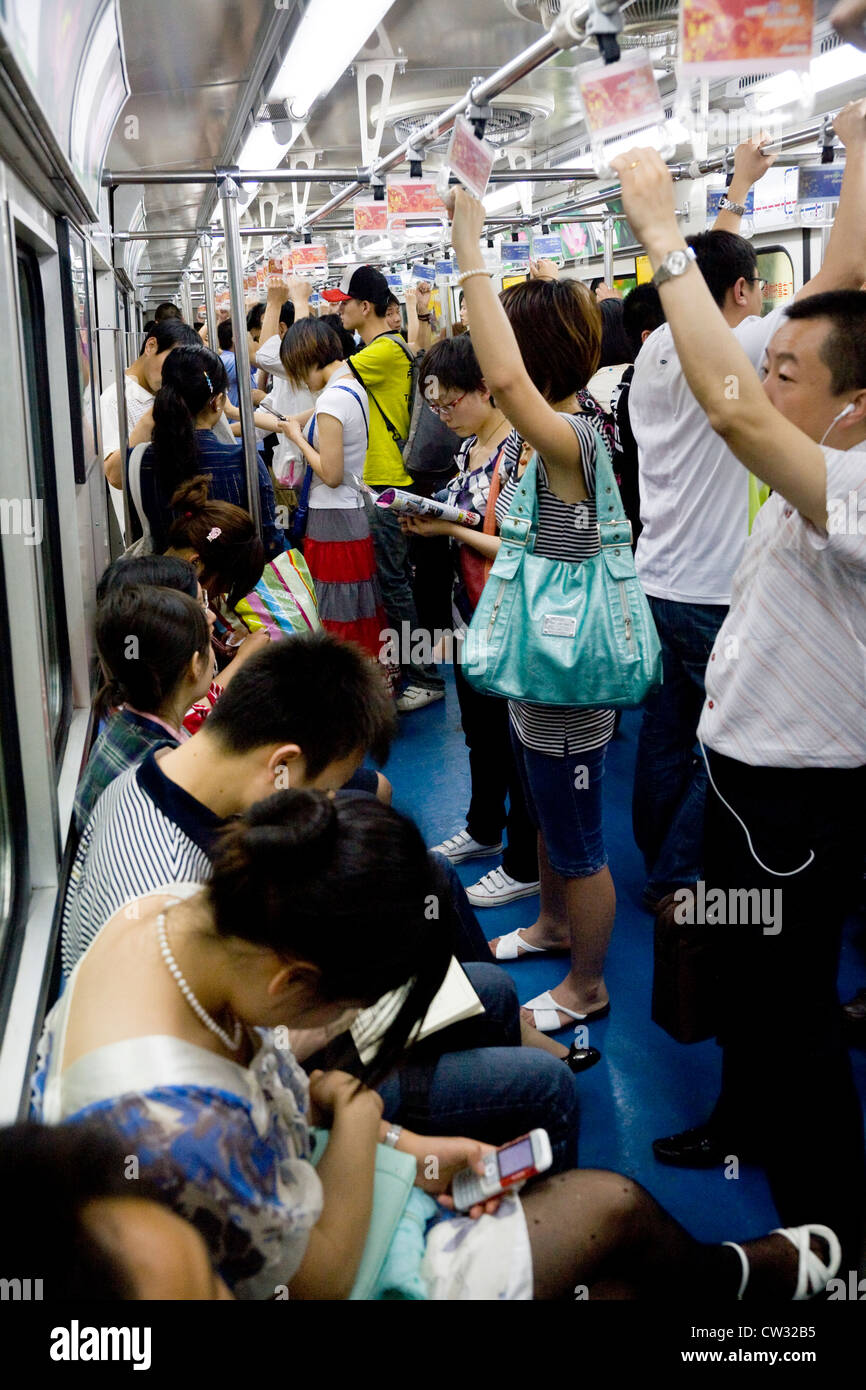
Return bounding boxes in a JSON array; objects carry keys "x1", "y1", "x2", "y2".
[{"x1": 1, "y1": 0, "x2": 866, "y2": 1330}]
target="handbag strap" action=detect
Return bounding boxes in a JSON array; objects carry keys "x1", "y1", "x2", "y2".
[
  {"x1": 347, "y1": 354, "x2": 403, "y2": 448},
  {"x1": 481, "y1": 439, "x2": 506, "y2": 582},
  {"x1": 499, "y1": 420, "x2": 631, "y2": 555}
]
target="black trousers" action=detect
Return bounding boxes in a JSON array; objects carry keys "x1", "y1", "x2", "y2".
[
  {"x1": 453, "y1": 660, "x2": 539, "y2": 884},
  {"x1": 704, "y1": 749, "x2": 866, "y2": 1262}
]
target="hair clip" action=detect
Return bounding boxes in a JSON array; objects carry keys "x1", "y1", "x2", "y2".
[
  {"x1": 203, "y1": 372, "x2": 213, "y2": 393},
  {"x1": 206, "y1": 526, "x2": 222, "y2": 542}
]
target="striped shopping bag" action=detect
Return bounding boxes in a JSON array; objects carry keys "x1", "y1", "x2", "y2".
[{"x1": 234, "y1": 547, "x2": 321, "y2": 638}]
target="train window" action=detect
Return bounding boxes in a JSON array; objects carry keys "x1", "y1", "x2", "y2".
[
  {"x1": 755, "y1": 245, "x2": 796, "y2": 316},
  {"x1": 15, "y1": 245, "x2": 72, "y2": 763},
  {"x1": 0, "y1": 554, "x2": 29, "y2": 993}
]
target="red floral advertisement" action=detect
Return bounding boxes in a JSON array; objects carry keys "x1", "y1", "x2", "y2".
[
  {"x1": 386, "y1": 179, "x2": 447, "y2": 218},
  {"x1": 579, "y1": 58, "x2": 663, "y2": 136},
  {"x1": 680, "y1": 0, "x2": 813, "y2": 70},
  {"x1": 354, "y1": 201, "x2": 389, "y2": 232}
]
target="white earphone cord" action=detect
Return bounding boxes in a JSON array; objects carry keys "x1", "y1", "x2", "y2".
[
  {"x1": 698, "y1": 738, "x2": 815, "y2": 877},
  {"x1": 700, "y1": 403, "x2": 852, "y2": 877}
]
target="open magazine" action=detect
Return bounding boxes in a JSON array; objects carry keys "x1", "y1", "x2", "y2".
[
  {"x1": 351, "y1": 957, "x2": 484, "y2": 1065},
  {"x1": 375, "y1": 488, "x2": 480, "y2": 528}
]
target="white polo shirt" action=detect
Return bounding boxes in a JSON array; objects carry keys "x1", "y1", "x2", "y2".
[
  {"x1": 630, "y1": 305, "x2": 788, "y2": 605},
  {"x1": 698, "y1": 444, "x2": 866, "y2": 768},
  {"x1": 99, "y1": 374, "x2": 154, "y2": 458},
  {"x1": 256, "y1": 332, "x2": 315, "y2": 482}
]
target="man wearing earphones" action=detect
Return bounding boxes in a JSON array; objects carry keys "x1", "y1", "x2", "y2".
[
  {"x1": 613, "y1": 107, "x2": 866, "y2": 1266},
  {"x1": 629, "y1": 123, "x2": 866, "y2": 929}
]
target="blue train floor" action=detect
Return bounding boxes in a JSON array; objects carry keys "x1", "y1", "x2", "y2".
[{"x1": 383, "y1": 671, "x2": 866, "y2": 1248}]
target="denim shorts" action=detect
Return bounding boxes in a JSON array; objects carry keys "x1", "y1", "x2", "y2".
[{"x1": 510, "y1": 727, "x2": 608, "y2": 879}]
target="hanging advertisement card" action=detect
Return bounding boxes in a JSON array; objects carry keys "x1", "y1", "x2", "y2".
[
  {"x1": 443, "y1": 114, "x2": 496, "y2": 199},
  {"x1": 679, "y1": 0, "x2": 814, "y2": 76}
]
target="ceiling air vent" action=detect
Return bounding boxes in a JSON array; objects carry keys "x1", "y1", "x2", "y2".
[
  {"x1": 503, "y1": 0, "x2": 562, "y2": 27},
  {"x1": 381, "y1": 91, "x2": 553, "y2": 153},
  {"x1": 393, "y1": 108, "x2": 532, "y2": 149}
]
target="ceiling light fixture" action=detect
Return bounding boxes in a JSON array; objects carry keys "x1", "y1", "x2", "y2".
[{"x1": 270, "y1": 0, "x2": 398, "y2": 122}]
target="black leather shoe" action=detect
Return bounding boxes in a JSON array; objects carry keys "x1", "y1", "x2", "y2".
[
  {"x1": 842, "y1": 987, "x2": 866, "y2": 1047},
  {"x1": 652, "y1": 1123, "x2": 733, "y2": 1168},
  {"x1": 566, "y1": 1042, "x2": 602, "y2": 1073}
]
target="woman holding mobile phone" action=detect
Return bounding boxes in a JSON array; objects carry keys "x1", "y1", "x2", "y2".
[{"x1": 33, "y1": 790, "x2": 840, "y2": 1302}]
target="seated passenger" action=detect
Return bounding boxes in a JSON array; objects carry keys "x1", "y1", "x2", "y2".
[
  {"x1": 161, "y1": 476, "x2": 265, "y2": 609},
  {"x1": 0, "y1": 1123, "x2": 231, "y2": 1300},
  {"x1": 127, "y1": 345, "x2": 286, "y2": 557},
  {"x1": 73, "y1": 584, "x2": 213, "y2": 832},
  {"x1": 61, "y1": 631, "x2": 395, "y2": 973},
  {"x1": 35, "y1": 791, "x2": 841, "y2": 1302},
  {"x1": 93, "y1": 553, "x2": 269, "y2": 740}
]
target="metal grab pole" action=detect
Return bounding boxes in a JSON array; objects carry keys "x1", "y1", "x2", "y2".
[
  {"x1": 602, "y1": 215, "x2": 614, "y2": 287},
  {"x1": 200, "y1": 234, "x2": 218, "y2": 352},
  {"x1": 112, "y1": 306, "x2": 131, "y2": 541},
  {"x1": 218, "y1": 174, "x2": 262, "y2": 538},
  {"x1": 180, "y1": 271, "x2": 193, "y2": 325}
]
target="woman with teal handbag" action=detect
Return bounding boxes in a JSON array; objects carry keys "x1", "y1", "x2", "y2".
[{"x1": 443, "y1": 190, "x2": 661, "y2": 1034}]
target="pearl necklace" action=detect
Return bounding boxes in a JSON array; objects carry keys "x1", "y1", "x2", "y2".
[{"x1": 157, "y1": 911, "x2": 243, "y2": 1053}]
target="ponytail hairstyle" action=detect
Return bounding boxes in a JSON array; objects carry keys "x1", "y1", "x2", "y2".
[
  {"x1": 151, "y1": 346, "x2": 228, "y2": 494},
  {"x1": 94, "y1": 584, "x2": 210, "y2": 723},
  {"x1": 166, "y1": 475, "x2": 265, "y2": 607},
  {"x1": 138, "y1": 316, "x2": 201, "y2": 359},
  {"x1": 208, "y1": 789, "x2": 452, "y2": 1087}
]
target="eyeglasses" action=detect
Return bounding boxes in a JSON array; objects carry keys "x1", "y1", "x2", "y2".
[
  {"x1": 753, "y1": 278, "x2": 768, "y2": 294},
  {"x1": 428, "y1": 392, "x2": 466, "y2": 417}
]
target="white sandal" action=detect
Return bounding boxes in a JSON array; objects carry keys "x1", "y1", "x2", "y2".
[
  {"x1": 492, "y1": 930, "x2": 559, "y2": 961},
  {"x1": 723, "y1": 1223, "x2": 841, "y2": 1301},
  {"x1": 521, "y1": 990, "x2": 611, "y2": 1033}
]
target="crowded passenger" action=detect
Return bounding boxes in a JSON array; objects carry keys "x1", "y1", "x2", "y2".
[
  {"x1": 433, "y1": 189, "x2": 619, "y2": 1041},
  {"x1": 100, "y1": 317, "x2": 201, "y2": 490},
  {"x1": 628, "y1": 120, "x2": 865, "y2": 922},
  {"x1": 404, "y1": 333, "x2": 540, "y2": 910},
  {"x1": 126, "y1": 344, "x2": 287, "y2": 556},
  {"x1": 31, "y1": 791, "x2": 841, "y2": 1301},
  {"x1": 279, "y1": 318, "x2": 387, "y2": 660},
  {"x1": 613, "y1": 103, "x2": 866, "y2": 1264},
  {"x1": 323, "y1": 264, "x2": 446, "y2": 710}
]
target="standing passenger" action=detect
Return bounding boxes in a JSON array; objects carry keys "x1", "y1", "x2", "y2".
[
  {"x1": 279, "y1": 319, "x2": 387, "y2": 661},
  {"x1": 323, "y1": 265, "x2": 445, "y2": 710}
]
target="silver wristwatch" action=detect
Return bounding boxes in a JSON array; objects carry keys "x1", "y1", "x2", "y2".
[
  {"x1": 718, "y1": 195, "x2": 746, "y2": 216},
  {"x1": 652, "y1": 246, "x2": 697, "y2": 289},
  {"x1": 383, "y1": 1124, "x2": 403, "y2": 1148}
]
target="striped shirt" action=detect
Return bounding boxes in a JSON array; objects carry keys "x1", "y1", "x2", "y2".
[
  {"x1": 495, "y1": 413, "x2": 616, "y2": 756},
  {"x1": 61, "y1": 749, "x2": 221, "y2": 975},
  {"x1": 698, "y1": 444, "x2": 866, "y2": 768},
  {"x1": 73, "y1": 710, "x2": 177, "y2": 833}
]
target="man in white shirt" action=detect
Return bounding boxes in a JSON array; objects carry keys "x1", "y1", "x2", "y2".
[
  {"x1": 615, "y1": 104, "x2": 866, "y2": 1263},
  {"x1": 252, "y1": 278, "x2": 316, "y2": 484},
  {"x1": 629, "y1": 133, "x2": 866, "y2": 913},
  {"x1": 100, "y1": 318, "x2": 201, "y2": 534}
]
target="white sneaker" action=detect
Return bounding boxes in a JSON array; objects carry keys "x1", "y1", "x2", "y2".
[
  {"x1": 429, "y1": 829, "x2": 504, "y2": 863},
  {"x1": 465, "y1": 867, "x2": 541, "y2": 908},
  {"x1": 396, "y1": 684, "x2": 445, "y2": 713}
]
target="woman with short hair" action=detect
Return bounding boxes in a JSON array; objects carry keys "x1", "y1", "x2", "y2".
[{"x1": 280, "y1": 318, "x2": 387, "y2": 661}]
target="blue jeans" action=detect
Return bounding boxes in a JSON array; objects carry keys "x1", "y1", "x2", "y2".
[
  {"x1": 365, "y1": 491, "x2": 444, "y2": 692},
  {"x1": 632, "y1": 596, "x2": 727, "y2": 895},
  {"x1": 377, "y1": 963, "x2": 579, "y2": 1174}
]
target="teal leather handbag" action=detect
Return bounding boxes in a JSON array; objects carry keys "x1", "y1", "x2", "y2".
[{"x1": 462, "y1": 430, "x2": 662, "y2": 708}]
